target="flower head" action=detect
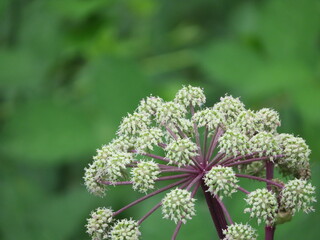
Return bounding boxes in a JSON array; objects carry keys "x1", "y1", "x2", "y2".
[
  {"x1": 106, "y1": 152, "x2": 134, "y2": 182},
  {"x1": 244, "y1": 188, "x2": 278, "y2": 225},
  {"x1": 165, "y1": 138, "x2": 198, "y2": 167},
  {"x1": 280, "y1": 179, "x2": 316, "y2": 214},
  {"x1": 162, "y1": 188, "x2": 196, "y2": 224},
  {"x1": 174, "y1": 85, "x2": 206, "y2": 107},
  {"x1": 192, "y1": 108, "x2": 224, "y2": 131},
  {"x1": 136, "y1": 127, "x2": 163, "y2": 152},
  {"x1": 118, "y1": 112, "x2": 151, "y2": 136},
  {"x1": 84, "y1": 158, "x2": 108, "y2": 197},
  {"x1": 257, "y1": 108, "x2": 281, "y2": 133},
  {"x1": 231, "y1": 110, "x2": 262, "y2": 137},
  {"x1": 219, "y1": 129, "x2": 249, "y2": 157},
  {"x1": 213, "y1": 95, "x2": 245, "y2": 126},
  {"x1": 110, "y1": 219, "x2": 140, "y2": 240},
  {"x1": 156, "y1": 101, "x2": 186, "y2": 125},
  {"x1": 249, "y1": 131, "x2": 280, "y2": 160},
  {"x1": 131, "y1": 160, "x2": 160, "y2": 193},
  {"x1": 137, "y1": 95, "x2": 163, "y2": 116},
  {"x1": 204, "y1": 166, "x2": 239, "y2": 198},
  {"x1": 86, "y1": 207, "x2": 113, "y2": 240},
  {"x1": 223, "y1": 223, "x2": 258, "y2": 240}
]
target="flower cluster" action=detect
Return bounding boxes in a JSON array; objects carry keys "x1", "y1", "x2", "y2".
[
  {"x1": 244, "y1": 189, "x2": 278, "y2": 225},
  {"x1": 204, "y1": 166, "x2": 239, "y2": 198},
  {"x1": 223, "y1": 223, "x2": 258, "y2": 240},
  {"x1": 131, "y1": 161, "x2": 160, "y2": 193},
  {"x1": 162, "y1": 188, "x2": 196, "y2": 224},
  {"x1": 83, "y1": 85, "x2": 316, "y2": 240}
]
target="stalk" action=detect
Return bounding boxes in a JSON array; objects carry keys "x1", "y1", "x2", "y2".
[{"x1": 265, "y1": 160, "x2": 276, "y2": 240}]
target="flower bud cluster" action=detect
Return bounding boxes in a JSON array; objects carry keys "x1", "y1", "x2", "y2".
[
  {"x1": 257, "y1": 108, "x2": 281, "y2": 133},
  {"x1": 165, "y1": 138, "x2": 198, "y2": 167},
  {"x1": 131, "y1": 161, "x2": 160, "y2": 193},
  {"x1": 162, "y1": 188, "x2": 196, "y2": 224},
  {"x1": 106, "y1": 152, "x2": 134, "y2": 182},
  {"x1": 204, "y1": 166, "x2": 239, "y2": 198},
  {"x1": 249, "y1": 131, "x2": 280, "y2": 160},
  {"x1": 84, "y1": 158, "x2": 107, "y2": 197},
  {"x1": 222, "y1": 223, "x2": 258, "y2": 240},
  {"x1": 118, "y1": 112, "x2": 151, "y2": 136},
  {"x1": 219, "y1": 129, "x2": 249, "y2": 157},
  {"x1": 244, "y1": 188, "x2": 278, "y2": 225},
  {"x1": 86, "y1": 207, "x2": 113, "y2": 240},
  {"x1": 136, "y1": 127, "x2": 163, "y2": 152},
  {"x1": 213, "y1": 95, "x2": 245, "y2": 125},
  {"x1": 192, "y1": 108, "x2": 223, "y2": 131},
  {"x1": 280, "y1": 179, "x2": 316, "y2": 214},
  {"x1": 137, "y1": 95, "x2": 163, "y2": 116},
  {"x1": 174, "y1": 85, "x2": 206, "y2": 107},
  {"x1": 276, "y1": 134, "x2": 311, "y2": 172},
  {"x1": 156, "y1": 101, "x2": 186, "y2": 124},
  {"x1": 110, "y1": 219, "x2": 140, "y2": 240},
  {"x1": 231, "y1": 110, "x2": 262, "y2": 137}
]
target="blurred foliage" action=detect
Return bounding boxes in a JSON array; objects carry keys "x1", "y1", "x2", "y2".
[{"x1": 0, "y1": 0, "x2": 319, "y2": 239}]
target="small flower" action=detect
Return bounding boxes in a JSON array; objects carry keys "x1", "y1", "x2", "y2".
[
  {"x1": 204, "y1": 166, "x2": 239, "y2": 198},
  {"x1": 192, "y1": 108, "x2": 224, "y2": 131},
  {"x1": 174, "y1": 85, "x2": 206, "y2": 107},
  {"x1": 165, "y1": 138, "x2": 198, "y2": 167},
  {"x1": 156, "y1": 101, "x2": 187, "y2": 124},
  {"x1": 110, "y1": 218, "x2": 140, "y2": 240},
  {"x1": 118, "y1": 112, "x2": 151, "y2": 136},
  {"x1": 257, "y1": 108, "x2": 281, "y2": 133},
  {"x1": 86, "y1": 207, "x2": 113, "y2": 240},
  {"x1": 106, "y1": 152, "x2": 134, "y2": 182},
  {"x1": 162, "y1": 188, "x2": 196, "y2": 224},
  {"x1": 137, "y1": 95, "x2": 164, "y2": 116},
  {"x1": 213, "y1": 94, "x2": 245, "y2": 126},
  {"x1": 249, "y1": 131, "x2": 280, "y2": 160},
  {"x1": 231, "y1": 110, "x2": 262, "y2": 137},
  {"x1": 84, "y1": 159, "x2": 108, "y2": 197},
  {"x1": 276, "y1": 134, "x2": 311, "y2": 170},
  {"x1": 219, "y1": 129, "x2": 249, "y2": 157},
  {"x1": 223, "y1": 223, "x2": 258, "y2": 240},
  {"x1": 110, "y1": 136, "x2": 136, "y2": 152},
  {"x1": 131, "y1": 160, "x2": 161, "y2": 193},
  {"x1": 93, "y1": 144, "x2": 117, "y2": 162},
  {"x1": 176, "y1": 118, "x2": 194, "y2": 137},
  {"x1": 244, "y1": 188, "x2": 278, "y2": 225},
  {"x1": 280, "y1": 179, "x2": 316, "y2": 214},
  {"x1": 136, "y1": 127, "x2": 163, "y2": 152}
]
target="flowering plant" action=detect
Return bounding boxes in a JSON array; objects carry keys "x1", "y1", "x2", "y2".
[{"x1": 84, "y1": 86, "x2": 316, "y2": 240}]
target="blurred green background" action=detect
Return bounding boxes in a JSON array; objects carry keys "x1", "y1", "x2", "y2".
[{"x1": 0, "y1": 0, "x2": 319, "y2": 239}]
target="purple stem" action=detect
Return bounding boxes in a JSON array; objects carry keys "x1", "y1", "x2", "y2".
[
  {"x1": 207, "y1": 153, "x2": 225, "y2": 169},
  {"x1": 236, "y1": 174, "x2": 284, "y2": 188},
  {"x1": 206, "y1": 127, "x2": 222, "y2": 163},
  {"x1": 201, "y1": 180, "x2": 228, "y2": 239},
  {"x1": 161, "y1": 168, "x2": 199, "y2": 174},
  {"x1": 138, "y1": 202, "x2": 162, "y2": 225},
  {"x1": 158, "y1": 143, "x2": 167, "y2": 148},
  {"x1": 190, "y1": 105, "x2": 203, "y2": 160},
  {"x1": 113, "y1": 178, "x2": 189, "y2": 216},
  {"x1": 237, "y1": 186, "x2": 250, "y2": 195},
  {"x1": 265, "y1": 160, "x2": 276, "y2": 240},
  {"x1": 130, "y1": 150, "x2": 171, "y2": 163},
  {"x1": 224, "y1": 155, "x2": 284, "y2": 167},
  {"x1": 165, "y1": 126, "x2": 179, "y2": 140},
  {"x1": 203, "y1": 127, "x2": 209, "y2": 158},
  {"x1": 186, "y1": 174, "x2": 203, "y2": 191},
  {"x1": 218, "y1": 152, "x2": 260, "y2": 166},
  {"x1": 216, "y1": 196, "x2": 233, "y2": 225},
  {"x1": 172, "y1": 221, "x2": 183, "y2": 240}
]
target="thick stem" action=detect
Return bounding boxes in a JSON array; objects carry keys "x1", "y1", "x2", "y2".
[
  {"x1": 216, "y1": 196, "x2": 233, "y2": 225},
  {"x1": 265, "y1": 161, "x2": 276, "y2": 240},
  {"x1": 201, "y1": 181, "x2": 227, "y2": 239},
  {"x1": 265, "y1": 225, "x2": 276, "y2": 240}
]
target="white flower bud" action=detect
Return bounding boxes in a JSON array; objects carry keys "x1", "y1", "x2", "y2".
[
  {"x1": 86, "y1": 207, "x2": 113, "y2": 240},
  {"x1": 249, "y1": 131, "x2": 281, "y2": 160},
  {"x1": 107, "y1": 152, "x2": 134, "y2": 182},
  {"x1": 162, "y1": 188, "x2": 196, "y2": 224},
  {"x1": 84, "y1": 159, "x2": 108, "y2": 197},
  {"x1": 136, "y1": 127, "x2": 163, "y2": 152},
  {"x1": 257, "y1": 108, "x2": 281, "y2": 133},
  {"x1": 192, "y1": 108, "x2": 224, "y2": 131},
  {"x1": 118, "y1": 112, "x2": 151, "y2": 136},
  {"x1": 156, "y1": 101, "x2": 187, "y2": 124},
  {"x1": 174, "y1": 85, "x2": 206, "y2": 107},
  {"x1": 223, "y1": 223, "x2": 258, "y2": 240},
  {"x1": 110, "y1": 218, "x2": 140, "y2": 240},
  {"x1": 165, "y1": 138, "x2": 198, "y2": 167},
  {"x1": 131, "y1": 160, "x2": 161, "y2": 193},
  {"x1": 204, "y1": 166, "x2": 239, "y2": 199},
  {"x1": 231, "y1": 110, "x2": 262, "y2": 137},
  {"x1": 244, "y1": 188, "x2": 278, "y2": 225},
  {"x1": 137, "y1": 95, "x2": 164, "y2": 116},
  {"x1": 281, "y1": 179, "x2": 316, "y2": 214},
  {"x1": 219, "y1": 129, "x2": 249, "y2": 157},
  {"x1": 213, "y1": 95, "x2": 245, "y2": 126}
]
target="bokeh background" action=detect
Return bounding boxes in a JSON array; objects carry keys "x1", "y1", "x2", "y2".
[{"x1": 0, "y1": 0, "x2": 319, "y2": 239}]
